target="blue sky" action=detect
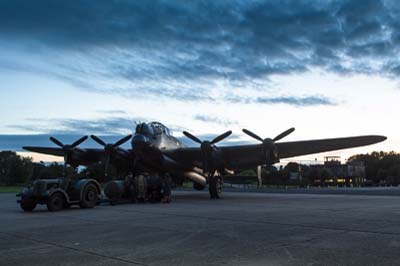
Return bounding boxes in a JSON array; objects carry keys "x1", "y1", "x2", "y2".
[{"x1": 0, "y1": 0, "x2": 398, "y2": 162}]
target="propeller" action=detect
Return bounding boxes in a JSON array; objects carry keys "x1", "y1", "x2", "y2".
[
  {"x1": 242, "y1": 127, "x2": 295, "y2": 164},
  {"x1": 49, "y1": 136, "x2": 89, "y2": 175},
  {"x1": 183, "y1": 130, "x2": 232, "y2": 175},
  {"x1": 90, "y1": 134, "x2": 132, "y2": 176}
]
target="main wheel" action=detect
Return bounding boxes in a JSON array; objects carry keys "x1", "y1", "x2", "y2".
[
  {"x1": 148, "y1": 188, "x2": 162, "y2": 203},
  {"x1": 20, "y1": 198, "x2": 37, "y2": 212},
  {"x1": 209, "y1": 176, "x2": 222, "y2": 199},
  {"x1": 135, "y1": 175, "x2": 147, "y2": 203},
  {"x1": 47, "y1": 192, "x2": 65, "y2": 212},
  {"x1": 80, "y1": 184, "x2": 99, "y2": 209},
  {"x1": 162, "y1": 177, "x2": 172, "y2": 203}
]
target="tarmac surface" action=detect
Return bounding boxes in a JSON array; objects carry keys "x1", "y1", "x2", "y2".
[{"x1": 1, "y1": 190, "x2": 400, "y2": 266}]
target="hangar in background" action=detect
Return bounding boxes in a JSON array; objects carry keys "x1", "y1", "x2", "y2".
[{"x1": 309, "y1": 156, "x2": 366, "y2": 186}]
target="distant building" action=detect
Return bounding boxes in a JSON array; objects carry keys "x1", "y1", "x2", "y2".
[{"x1": 309, "y1": 156, "x2": 366, "y2": 186}]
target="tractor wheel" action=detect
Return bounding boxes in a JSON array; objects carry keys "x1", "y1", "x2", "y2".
[
  {"x1": 80, "y1": 184, "x2": 99, "y2": 209},
  {"x1": 20, "y1": 198, "x2": 37, "y2": 212},
  {"x1": 47, "y1": 192, "x2": 65, "y2": 212},
  {"x1": 209, "y1": 176, "x2": 222, "y2": 199}
]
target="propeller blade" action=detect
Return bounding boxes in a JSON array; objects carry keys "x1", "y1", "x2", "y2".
[
  {"x1": 71, "y1": 136, "x2": 88, "y2": 148},
  {"x1": 211, "y1": 130, "x2": 232, "y2": 144},
  {"x1": 183, "y1": 130, "x2": 232, "y2": 175},
  {"x1": 183, "y1": 131, "x2": 203, "y2": 144},
  {"x1": 114, "y1": 134, "x2": 133, "y2": 147},
  {"x1": 91, "y1": 135, "x2": 106, "y2": 146},
  {"x1": 49, "y1": 137, "x2": 64, "y2": 147},
  {"x1": 273, "y1": 127, "x2": 295, "y2": 142},
  {"x1": 63, "y1": 154, "x2": 68, "y2": 177},
  {"x1": 242, "y1": 129, "x2": 263, "y2": 142}
]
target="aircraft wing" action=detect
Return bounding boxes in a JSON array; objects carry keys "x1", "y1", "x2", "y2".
[
  {"x1": 23, "y1": 135, "x2": 386, "y2": 170},
  {"x1": 22, "y1": 146, "x2": 108, "y2": 165},
  {"x1": 167, "y1": 135, "x2": 386, "y2": 170},
  {"x1": 23, "y1": 146, "x2": 65, "y2": 157},
  {"x1": 275, "y1": 135, "x2": 387, "y2": 159}
]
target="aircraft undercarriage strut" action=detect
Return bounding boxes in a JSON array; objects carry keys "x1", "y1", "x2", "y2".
[{"x1": 208, "y1": 172, "x2": 223, "y2": 199}]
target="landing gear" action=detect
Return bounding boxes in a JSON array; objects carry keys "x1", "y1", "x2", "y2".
[
  {"x1": 135, "y1": 174, "x2": 148, "y2": 203},
  {"x1": 133, "y1": 174, "x2": 172, "y2": 203},
  {"x1": 161, "y1": 175, "x2": 172, "y2": 203},
  {"x1": 209, "y1": 174, "x2": 223, "y2": 199},
  {"x1": 103, "y1": 173, "x2": 173, "y2": 204},
  {"x1": 125, "y1": 173, "x2": 137, "y2": 203},
  {"x1": 147, "y1": 174, "x2": 163, "y2": 203},
  {"x1": 147, "y1": 174, "x2": 172, "y2": 203}
]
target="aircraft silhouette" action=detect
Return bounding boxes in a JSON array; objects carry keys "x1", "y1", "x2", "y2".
[{"x1": 23, "y1": 121, "x2": 386, "y2": 199}]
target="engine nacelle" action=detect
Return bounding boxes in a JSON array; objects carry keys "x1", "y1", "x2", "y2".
[
  {"x1": 183, "y1": 171, "x2": 207, "y2": 187},
  {"x1": 159, "y1": 156, "x2": 207, "y2": 187}
]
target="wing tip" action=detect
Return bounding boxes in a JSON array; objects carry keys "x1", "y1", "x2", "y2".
[{"x1": 370, "y1": 135, "x2": 387, "y2": 144}]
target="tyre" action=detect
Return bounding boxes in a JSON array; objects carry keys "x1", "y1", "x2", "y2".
[
  {"x1": 47, "y1": 192, "x2": 65, "y2": 212},
  {"x1": 209, "y1": 176, "x2": 222, "y2": 199},
  {"x1": 149, "y1": 189, "x2": 162, "y2": 203},
  {"x1": 162, "y1": 178, "x2": 172, "y2": 203},
  {"x1": 80, "y1": 183, "x2": 99, "y2": 209},
  {"x1": 135, "y1": 175, "x2": 147, "y2": 202},
  {"x1": 162, "y1": 194, "x2": 171, "y2": 203},
  {"x1": 20, "y1": 198, "x2": 37, "y2": 212}
]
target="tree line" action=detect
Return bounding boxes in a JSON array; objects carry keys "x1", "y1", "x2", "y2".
[
  {"x1": 347, "y1": 151, "x2": 400, "y2": 185},
  {"x1": 239, "y1": 151, "x2": 400, "y2": 186},
  {"x1": 0, "y1": 151, "x2": 112, "y2": 185}
]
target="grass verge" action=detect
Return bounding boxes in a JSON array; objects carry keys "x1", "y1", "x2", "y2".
[{"x1": 0, "y1": 186, "x2": 23, "y2": 193}]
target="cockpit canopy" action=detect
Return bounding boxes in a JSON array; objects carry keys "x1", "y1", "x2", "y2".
[
  {"x1": 135, "y1": 121, "x2": 171, "y2": 137},
  {"x1": 148, "y1": 121, "x2": 171, "y2": 136}
]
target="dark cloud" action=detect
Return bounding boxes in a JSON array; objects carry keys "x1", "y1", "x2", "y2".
[
  {"x1": 4, "y1": 116, "x2": 249, "y2": 151},
  {"x1": 0, "y1": 132, "x2": 251, "y2": 152},
  {"x1": 99, "y1": 110, "x2": 128, "y2": 115},
  {"x1": 0, "y1": 0, "x2": 398, "y2": 104},
  {"x1": 226, "y1": 95, "x2": 336, "y2": 106},
  {"x1": 2, "y1": 123, "x2": 247, "y2": 151},
  {"x1": 0, "y1": 134, "x2": 134, "y2": 151},
  {"x1": 8, "y1": 117, "x2": 145, "y2": 135},
  {"x1": 193, "y1": 115, "x2": 238, "y2": 126},
  {"x1": 7, "y1": 117, "x2": 188, "y2": 137}
]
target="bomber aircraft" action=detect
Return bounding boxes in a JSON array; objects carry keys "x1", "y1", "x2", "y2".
[{"x1": 23, "y1": 121, "x2": 386, "y2": 199}]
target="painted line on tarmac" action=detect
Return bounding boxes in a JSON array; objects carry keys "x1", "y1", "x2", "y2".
[{"x1": 0, "y1": 232, "x2": 149, "y2": 266}]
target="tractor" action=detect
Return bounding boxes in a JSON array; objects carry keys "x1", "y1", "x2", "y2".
[{"x1": 17, "y1": 178, "x2": 101, "y2": 212}]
